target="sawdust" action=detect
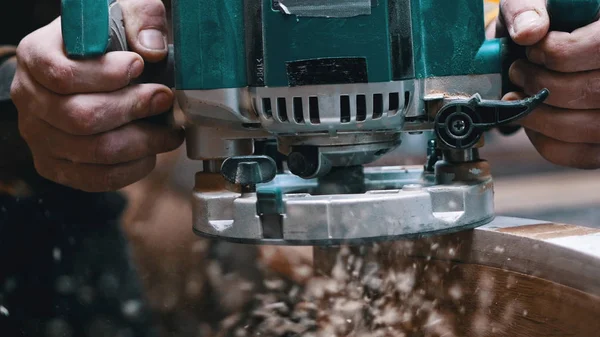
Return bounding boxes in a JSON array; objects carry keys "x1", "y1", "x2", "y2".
[
  {"x1": 200, "y1": 240, "x2": 485, "y2": 337},
  {"x1": 194, "y1": 235, "x2": 526, "y2": 337}
]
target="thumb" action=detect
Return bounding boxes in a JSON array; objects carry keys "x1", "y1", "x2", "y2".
[
  {"x1": 119, "y1": 0, "x2": 168, "y2": 63},
  {"x1": 500, "y1": 0, "x2": 550, "y2": 46}
]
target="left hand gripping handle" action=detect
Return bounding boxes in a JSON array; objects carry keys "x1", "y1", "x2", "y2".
[
  {"x1": 61, "y1": 0, "x2": 174, "y2": 126},
  {"x1": 61, "y1": 0, "x2": 174, "y2": 87}
]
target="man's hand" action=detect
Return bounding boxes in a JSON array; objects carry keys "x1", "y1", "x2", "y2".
[
  {"x1": 496, "y1": 0, "x2": 600, "y2": 169},
  {"x1": 10, "y1": 0, "x2": 184, "y2": 192}
]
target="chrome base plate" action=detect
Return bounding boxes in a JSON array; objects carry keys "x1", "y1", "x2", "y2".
[{"x1": 192, "y1": 166, "x2": 495, "y2": 246}]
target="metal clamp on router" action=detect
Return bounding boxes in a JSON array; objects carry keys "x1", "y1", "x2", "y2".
[{"x1": 61, "y1": 0, "x2": 600, "y2": 245}]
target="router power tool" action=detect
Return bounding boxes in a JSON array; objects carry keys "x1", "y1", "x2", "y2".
[{"x1": 61, "y1": 0, "x2": 600, "y2": 246}]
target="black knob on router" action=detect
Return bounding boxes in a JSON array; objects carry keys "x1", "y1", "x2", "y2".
[
  {"x1": 434, "y1": 89, "x2": 549, "y2": 150},
  {"x1": 221, "y1": 156, "x2": 277, "y2": 186}
]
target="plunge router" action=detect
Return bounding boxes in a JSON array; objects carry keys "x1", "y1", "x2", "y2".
[{"x1": 61, "y1": 0, "x2": 600, "y2": 245}]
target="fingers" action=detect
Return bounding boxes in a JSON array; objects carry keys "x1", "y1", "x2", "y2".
[
  {"x1": 119, "y1": 0, "x2": 169, "y2": 62},
  {"x1": 526, "y1": 20, "x2": 600, "y2": 73},
  {"x1": 499, "y1": 0, "x2": 550, "y2": 45},
  {"x1": 503, "y1": 92, "x2": 600, "y2": 170},
  {"x1": 47, "y1": 83, "x2": 174, "y2": 135},
  {"x1": 20, "y1": 116, "x2": 184, "y2": 165},
  {"x1": 12, "y1": 67, "x2": 174, "y2": 135},
  {"x1": 525, "y1": 129, "x2": 600, "y2": 170},
  {"x1": 519, "y1": 105, "x2": 600, "y2": 145},
  {"x1": 16, "y1": 19, "x2": 144, "y2": 95},
  {"x1": 509, "y1": 60, "x2": 600, "y2": 109},
  {"x1": 34, "y1": 156, "x2": 157, "y2": 192}
]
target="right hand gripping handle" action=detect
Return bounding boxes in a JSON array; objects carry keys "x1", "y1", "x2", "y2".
[{"x1": 503, "y1": 0, "x2": 600, "y2": 95}]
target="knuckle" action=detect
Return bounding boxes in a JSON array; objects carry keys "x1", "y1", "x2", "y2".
[
  {"x1": 543, "y1": 40, "x2": 571, "y2": 70},
  {"x1": 9, "y1": 73, "x2": 24, "y2": 103},
  {"x1": 92, "y1": 134, "x2": 119, "y2": 164},
  {"x1": 524, "y1": 72, "x2": 542, "y2": 92},
  {"x1": 583, "y1": 78, "x2": 600, "y2": 101},
  {"x1": 568, "y1": 78, "x2": 600, "y2": 109},
  {"x1": 126, "y1": 86, "x2": 154, "y2": 118},
  {"x1": 17, "y1": 117, "x2": 34, "y2": 143},
  {"x1": 33, "y1": 157, "x2": 63, "y2": 185},
  {"x1": 44, "y1": 59, "x2": 76, "y2": 94},
  {"x1": 139, "y1": 0, "x2": 167, "y2": 21},
  {"x1": 123, "y1": 0, "x2": 167, "y2": 25},
  {"x1": 64, "y1": 98, "x2": 100, "y2": 135},
  {"x1": 15, "y1": 34, "x2": 33, "y2": 59}
]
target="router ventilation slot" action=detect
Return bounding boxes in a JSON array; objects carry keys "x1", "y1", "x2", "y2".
[
  {"x1": 340, "y1": 95, "x2": 351, "y2": 123},
  {"x1": 373, "y1": 93, "x2": 384, "y2": 119},
  {"x1": 389, "y1": 92, "x2": 400, "y2": 112},
  {"x1": 277, "y1": 97, "x2": 288, "y2": 121},
  {"x1": 257, "y1": 87, "x2": 413, "y2": 126},
  {"x1": 356, "y1": 95, "x2": 367, "y2": 122},
  {"x1": 293, "y1": 97, "x2": 304, "y2": 123},
  {"x1": 262, "y1": 98, "x2": 272, "y2": 118}
]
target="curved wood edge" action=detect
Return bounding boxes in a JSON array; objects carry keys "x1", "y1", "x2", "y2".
[
  {"x1": 472, "y1": 217, "x2": 600, "y2": 295},
  {"x1": 272, "y1": 217, "x2": 600, "y2": 295}
]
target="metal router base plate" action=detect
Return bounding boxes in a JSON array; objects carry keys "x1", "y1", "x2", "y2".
[{"x1": 192, "y1": 166, "x2": 495, "y2": 246}]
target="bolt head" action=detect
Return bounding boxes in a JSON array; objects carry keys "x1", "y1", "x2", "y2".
[{"x1": 452, "y1": 119, "x2": 466, "y2": 133}]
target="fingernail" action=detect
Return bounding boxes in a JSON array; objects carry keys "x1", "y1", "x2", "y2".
[
  {"x1": 129, "y1": 59, "x2": 144, "y2": 79},
  {"x1": 513, "y1": 10, "x2": 541, "y2": 36},
  {"x1": 509, "y1": 63, "x2": 525, "y2": 87},
  {"x1": 151, "y1": 92, "x2": 172, "y2": 114},
  {"x1": 139, "y1": 29, "x2": 166, "y2": 51}
]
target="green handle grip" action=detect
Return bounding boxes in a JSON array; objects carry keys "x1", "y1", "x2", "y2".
[{"x1": 61, "y1": 0, "x2": 122, "y2": 57}]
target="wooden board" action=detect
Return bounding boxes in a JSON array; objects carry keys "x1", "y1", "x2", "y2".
[{"x1": 310, "y1": 217, "x2": 600, "y2": 336}]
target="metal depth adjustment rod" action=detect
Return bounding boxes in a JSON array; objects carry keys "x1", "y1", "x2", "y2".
[{"x1": 61, "y1": 0, "x2": 600, "y2": 245}]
